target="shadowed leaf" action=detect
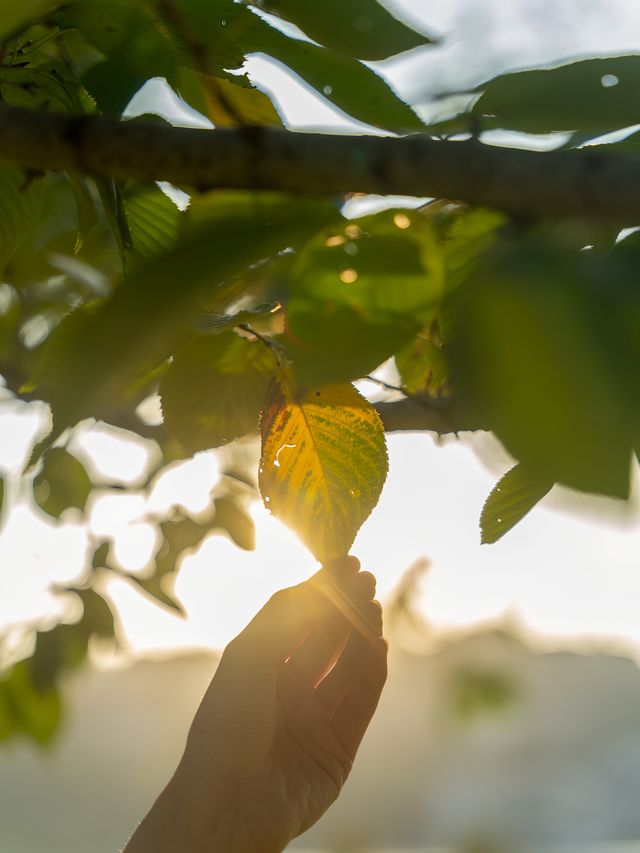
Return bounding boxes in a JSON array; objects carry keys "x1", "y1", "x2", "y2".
[
  {"x1": 395, "y1": 332, "x2": 449, "y2": 396},
  {"x1": 0, "y1": 661, "x2": 61, "y2": 746},
  {"x1": 249, "y1": 23, "x2": 424, "y2": 131},
  {"x1": 161, "y1": 332, "x2": 277, "y2": 453},
  {"x1": 214, "y1": 495, "x2": 255, "y2": 550},
  {"x1": 286, "y1": 214, "x2": 441, "y2": 386},
  {"x1": 259, "y1": 0, "x2": 434, "y2": 61},
  {"x1": 124, "y1": 184, "x2": 182, "y2": 260},
  {"x1": 92, "y1": 541, "x2": 110, "y2": 570},
  {"x1": 33, "y1": 448, "x2": 92, "y2": 519},
  {"x1": 202, "y1": 75, "x2": 282, "y2": 126},
  {"x1": 472, "y1": 55, "x2": 640, "y2": 135},
  {"x1": 28, "y1": 193, "x2": 337, "y2": 443},
  {"x1": 0, "y1": 168, "x2": 46, "y2": 275},
  {"x1": 451, "y1": 237, "x2": 633, "y2": 498},
  {"x1": 56, "y1": 0, "x2": 178, "y2": 82},
  {"x1": 0, "y1": 0, "x2": 60, "y2": 41}
]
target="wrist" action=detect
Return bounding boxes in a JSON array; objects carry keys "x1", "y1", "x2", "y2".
[{"x1": 142, "y1": 757, "x2": 283, "y2": 853}]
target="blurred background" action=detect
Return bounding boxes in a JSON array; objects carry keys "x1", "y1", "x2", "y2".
[{"x1": 6, "y1": 1, "x2": 640, "y2": 851}]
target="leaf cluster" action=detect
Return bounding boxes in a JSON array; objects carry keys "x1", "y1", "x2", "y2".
[{"x1": 4, "y1": 0, "x2": 640, "y2": 743}]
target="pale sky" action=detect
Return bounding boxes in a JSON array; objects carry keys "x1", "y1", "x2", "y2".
[{"x1": 4, "y1": 1, "x2": 640, "y2": 663}]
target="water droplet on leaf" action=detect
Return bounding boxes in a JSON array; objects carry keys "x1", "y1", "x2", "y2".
[{"x1": 601, "y1": 73, "x2": 619, "y2": 87}]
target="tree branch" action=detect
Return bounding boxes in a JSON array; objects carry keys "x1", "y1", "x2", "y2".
[
  {"x1": 374, "y1": 398, "x2": 485, "y2": 434},
  {"x1": 2, "y1": 104, "x2": 640, "y2": 222}
]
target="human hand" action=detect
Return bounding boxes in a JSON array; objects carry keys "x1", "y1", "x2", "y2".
[{"x1": 125, "y1": 557, "x2": 387, "y2": 853}]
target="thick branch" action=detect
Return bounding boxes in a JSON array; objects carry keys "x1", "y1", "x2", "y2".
[
  {"x1": 2, "y1": 104, "x2": 640, "y2": 222},
  {"x1": 374, "y1": 398, "x2": 484, "y2": 434}
]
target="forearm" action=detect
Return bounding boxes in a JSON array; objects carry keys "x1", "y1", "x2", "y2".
[{"x1": 123, "y1": 755, "x2": 284, "y2": 853}]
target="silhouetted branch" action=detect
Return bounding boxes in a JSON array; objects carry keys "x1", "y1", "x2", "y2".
[
  {"x1": 374, "y1": 397, "x2": 484, "y2": 434},
  {"x1": 1, "y1": 104, "x2": 640, "y2": 222}
]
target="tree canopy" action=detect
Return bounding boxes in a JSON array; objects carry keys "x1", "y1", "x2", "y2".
[{"x1": 1, "y1": 0, "x2": 640, "y2": 743}]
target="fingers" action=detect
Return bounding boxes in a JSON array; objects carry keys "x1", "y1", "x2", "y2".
[
  {"x1": 223, "y1": 557, "x2": 380, "y2": 676},
  {"x1": 314, "y1": 600, "x2": 383, "y2": 717},
  {"x1": 287, "y1": 564, "x2": 378, "y2": 687},
  {"x1": 318, "y1": 631, "x2": 388, "y2": 759},
  {"x1": 322, "y1": 555, "x2": 361, "y2": 576},
  {"x1": 286, "y1": 609, "x2": 351, "y2": 688},
  {"x1": 312, "y1": 571, "x2": 381, "y2": 644}
]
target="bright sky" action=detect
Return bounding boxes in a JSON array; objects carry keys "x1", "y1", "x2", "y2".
[{"x1": 4, "y1": 1, "x2": 640, "y2": 662}]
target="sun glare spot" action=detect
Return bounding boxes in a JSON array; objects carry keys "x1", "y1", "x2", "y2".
[
  {"x1": 113, "y1": 523, "x2": 158, "y2": 572},
  {"x1": 340, "y1": 268, "x2": 359, "y2": 284},
  {"x1": 325, "y1": 234, "x2": 346, "y2": 247},
  {"x1": 393, "y1": 212, "x2": 412, "y2": 229},
  {"x1": 89, "y1": 494, "x2": 147, "y2": 537},
  {"x1": 74, "y1": 425, "x2": 151, "y2": 485},
  {"x1": 147, "y1": 453, "x2": 219, "y2": 514},
  {"x1": 274, "y1": 443, "x2": 297, "y2": 468}
]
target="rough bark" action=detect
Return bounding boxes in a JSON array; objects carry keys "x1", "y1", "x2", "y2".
[{"x1": 1, "y1": 104, "x2": 640, "y2": 223}]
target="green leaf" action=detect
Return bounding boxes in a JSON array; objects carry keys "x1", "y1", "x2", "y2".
[
  {"x1": 395, "y1": 332, "x2": 449, "y2": 396},
  {"x1": 5, "y1": 174, "x2": 85, "y2": 288},
  {"x1": 124, "y1": 184, "x2": 182, "y2": 260},
  {"x1": 450, "y1": 237, "x2": 632, "y2": 498},
  {"x1": 0, "y1": 661, "x2": 62, "y2": 746},
  {"x1": 247, "y1": 21, "x2": 424, "y2": 131},
  {"x1": 153, "y1": 0, "x2": 422, "y2": 129},
  {"x1": 76, "y1": 588, "x2": 115, "y2": 639},
  {"x1": 29, "y1": 625, "x2": 87, "y2": 692},
  {"x1": 472, "y1": 55, "x2": 640, "y2": 135},
  {"x1": 155, "y1": 0, "x2": 250, "y2": 74},
  {"x1": 286, "y1": 213, "x2": 442, "y2": 386},
  {"x1": 92, "y1": 540, "x2": 110, "y2": 569},
  {"x1": 287, "y1": 304, "x2": 412, "y2": 388},
  {"x1": 56, "y1": 0, "x2": 178, "y2": 82},
  {"x1": 33, "y1": 448, "x2": 93, "y2": 518},
  {"x1": 258, "y1": 0, "x2": 434, "y2": 60},
  {"x1": 160, "y1": 514, "x2": 209, "y2": 556},
  {"x1": 128, "y1": 572, "x2": 185, "y2": 613},
  {"x1": 0, "y1": 58, "x2": 91, "y2": 113},
  {"x1": 213, "y1": 495, "x2": 255, "y2": 550},
  {"x1": 0, "y1": 169, "x2": 46, "y2": 275},
  {"x1": 259, "y1": 373, "x2": 388, "y2": 563},
  {"x1": 480, "y1": 464, "x2": 554, "y2": 544},
  {"x1": 592, "y1": 240, "x2": 640, "y2": 457},
  {"x1": 126, "y1": 513, "x2": 208, "y2": 613},
  {"x1": 27, "y1": 590, "x2": 113, "y2": 698},
  {"x1": 161, "y1": 331, "x2": 277, "y2": 453},
  {"x1": 81, "y1": 59, "x2": 146, "y2": 114},
  {"x1": 28, "y1": 193, "x2": 338, "y2": 438},
  {"x1": 0, "y1": 0, "x2": 60, "y2": 42}
]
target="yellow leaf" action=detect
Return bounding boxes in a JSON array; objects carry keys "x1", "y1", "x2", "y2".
[{"x1": 259, "y1": 373, "x2": 388, "y2": 564}]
